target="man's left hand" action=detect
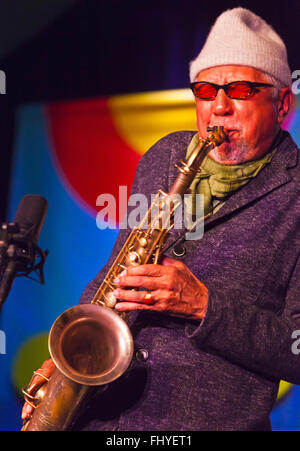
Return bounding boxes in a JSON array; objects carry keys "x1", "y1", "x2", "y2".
[{"x1": 113, "y1": 256, "x2": 208, "y2": 320}]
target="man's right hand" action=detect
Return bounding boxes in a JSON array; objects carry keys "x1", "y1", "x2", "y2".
[{"x1": 21, "y1": 358, "x2": 55, "y2": 421}]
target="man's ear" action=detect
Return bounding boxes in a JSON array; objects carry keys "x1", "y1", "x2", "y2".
[{"x1": 277, "y1": 88, "x2": 293, "y2": 125}]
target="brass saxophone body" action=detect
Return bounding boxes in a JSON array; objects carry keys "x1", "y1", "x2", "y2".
[{"x1": 21, "y1": 126, "x2": 227, "y2": 431}]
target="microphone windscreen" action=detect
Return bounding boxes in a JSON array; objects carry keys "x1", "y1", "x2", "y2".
[{"x1": 14, "y1": 195, "x2": 48, "y2": 243}]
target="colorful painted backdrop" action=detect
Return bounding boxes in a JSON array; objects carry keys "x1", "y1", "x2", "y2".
[{"x1": 1, "y1": 89, "x2": 300, "y2": 430}]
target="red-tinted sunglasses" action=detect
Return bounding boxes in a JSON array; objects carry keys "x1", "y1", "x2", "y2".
[{"x1": 190, "y1": 80, "x2": 274, "y2": 100}]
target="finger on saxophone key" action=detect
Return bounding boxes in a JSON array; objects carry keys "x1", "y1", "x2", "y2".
[{"x1": 21, "y1": 403, "x2": 34, "y2": 420}]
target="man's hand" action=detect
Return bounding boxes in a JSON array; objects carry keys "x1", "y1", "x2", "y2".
[
  {"x1": 114, "y1": 256, "x2": 208, "y2": 320},
  {"x1": 21, "y1": 358, "x2": 55, "y2": 422}
]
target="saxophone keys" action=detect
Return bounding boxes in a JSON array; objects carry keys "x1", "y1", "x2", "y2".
[
  {"x1": 22, "y1": 380, "x2": 49, "y2": 409},
  {"x1": 127, "y1": 251, "x2": 141, "y2": 265},
  {"x1": 21, "y1": 387, "x2": 39, "y2": 409},
  {"x1": 139, "y1": 237, "x2": 148, "y2": 247},
  {"x1": 104, "y1": 291, "x2": 117, "y2": 309},
  {"x1": 174, "y1": 161, "x2": 195, "y2": 175}
]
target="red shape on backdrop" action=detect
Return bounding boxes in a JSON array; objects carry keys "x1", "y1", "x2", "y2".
[{"x1": 45, "y1": 99, "x2": 141, "y2": 223}]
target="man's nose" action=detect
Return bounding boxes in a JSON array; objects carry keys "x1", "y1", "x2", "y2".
[{"x1": 212, "y1": 89, "x2": 234, "y2": 116}]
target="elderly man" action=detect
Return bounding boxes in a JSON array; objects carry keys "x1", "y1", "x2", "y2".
[{"x1": 22, "y1": 8, "x2": 300, "y2": 431}]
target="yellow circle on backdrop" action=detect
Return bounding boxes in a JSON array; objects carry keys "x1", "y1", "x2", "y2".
[{"x1": 12, "y1": 332, "x2": 50, "y2": 395}]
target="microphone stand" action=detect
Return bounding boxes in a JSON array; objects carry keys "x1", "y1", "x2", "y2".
[{"x1": 0, "y1": 222, "x2": 48, "y2": 313}]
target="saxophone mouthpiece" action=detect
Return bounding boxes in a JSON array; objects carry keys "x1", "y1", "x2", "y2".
[
  {"x1": 207, "y1": 126, "x2": 218, "y2": 132},
  {"x1": 206, "y1": 126, "x2": 229, "y2": 145}
]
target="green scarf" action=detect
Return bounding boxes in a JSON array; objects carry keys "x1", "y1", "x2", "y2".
[{"x1": 185, "y1": 133, "x2": 277, "y2": 218}]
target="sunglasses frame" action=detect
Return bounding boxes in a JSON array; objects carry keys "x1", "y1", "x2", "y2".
[{"x1": 190, "y1": 80, "x2": 274, "y2": 100}]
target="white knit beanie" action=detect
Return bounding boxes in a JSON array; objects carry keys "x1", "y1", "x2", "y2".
[{"x1": 189, "y1": 7, "x2": 291, "y2": 86}]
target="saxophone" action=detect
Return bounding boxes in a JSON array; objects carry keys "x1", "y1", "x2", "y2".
[{"x1": 21, "y1": 126, "x2": 228, "y2": 431}]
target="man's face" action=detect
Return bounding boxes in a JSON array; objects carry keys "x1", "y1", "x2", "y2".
[{"x1": 195, "y1": 65, "x2": 291, "y2": 164}]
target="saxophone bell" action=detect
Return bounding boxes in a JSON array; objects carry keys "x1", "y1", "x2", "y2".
[
  {"x1": 49, "y1": 304, "x2": 134, "y2": 386},
  {"x1": 21, "y1": 304, "x2": 133, "y2": 431}
]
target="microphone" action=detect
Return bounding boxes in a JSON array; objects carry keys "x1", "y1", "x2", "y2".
[
  {"x1": 0, "y1": 195, "x2": 48, "y2": 311},
  {"x1": 14, "y1": 194, "x2": 48, "y2": 246}
]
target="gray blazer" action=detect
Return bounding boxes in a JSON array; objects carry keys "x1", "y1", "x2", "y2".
[{"x1": 75, "y1": 130, "x2": 300, "y2": 431}]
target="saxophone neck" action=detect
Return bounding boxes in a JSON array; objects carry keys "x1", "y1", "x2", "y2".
[
  {"x1": 169, "y1": 126, "x2": 228, "y2": 196},
  {"x1": 184, "y1": 126, "x2": 228, "y2": 172}
]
